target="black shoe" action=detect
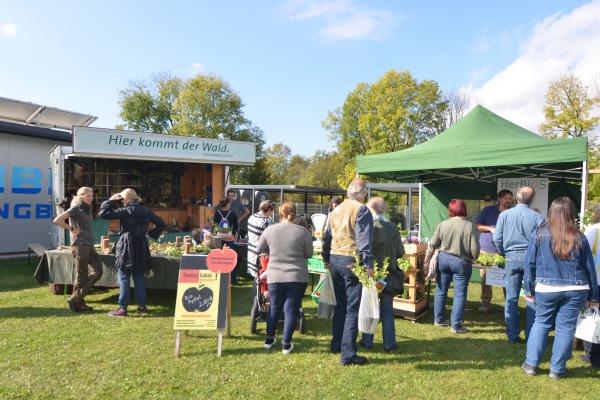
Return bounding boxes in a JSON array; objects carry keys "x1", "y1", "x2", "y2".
[
  {"x1": 510, "y1": 337, "x2": 525, "y2": 344},
  {"x1": 66, "y1": 298, "x2": 80, "y2": 313},
  {"x1": 548, "y1": 370, "x2": 565, "y2": 380},
  {"x1": 384, "y1": 345, "x2": 399, "y2": 353},
  {"x1": 340, "y1": 355, "x2": 368, "y2": 366},
  {"x1": 521, "y1": 362, "x2": 537, "y2": 376}
]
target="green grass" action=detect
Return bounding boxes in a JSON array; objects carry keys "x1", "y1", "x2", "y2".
[{"x1": 0, "y1": 258, "x2": 597, "y2": 400}]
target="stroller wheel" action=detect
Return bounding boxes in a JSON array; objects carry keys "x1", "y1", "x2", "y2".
[
  {"x1": 297, "y1": 308, "x2": 306, "y2": 334},
  {"x1": 250, "y1": 297, "x2": 259, "y2": 334}
]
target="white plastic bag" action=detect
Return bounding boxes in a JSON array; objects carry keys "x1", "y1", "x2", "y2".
[
  {"x1": 319, "y1": 270, "x2": 337, "y2": 306},
  {"x1": 358, "y1": 285, "x2": 380, "y2": 334},
  {"x1": 575, "y1": 310, "x2": 600, "y2": 344}
]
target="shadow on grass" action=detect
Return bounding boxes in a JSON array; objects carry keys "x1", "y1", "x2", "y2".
[{"x1": 0, "y1": 306, "x2": 77, "y2": 318}]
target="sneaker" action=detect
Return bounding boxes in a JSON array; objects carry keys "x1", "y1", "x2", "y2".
[
  {"x1": 384, "y1": 345, "x2": 399, "y2": 353},
  {"x1": 509, "y1": 337, "x2": 525, "y2": 344},
  {"x1": 451, "y1": 325, "x2": 469, "y2": 334},
  {"x1": 108, "y1": 308, "x2": 128, "y2": 317},
  {"x1": 359, "y1": 341, "x2": 372, "y2": 350},
  {"x1": 340, "y1": 355, "x2": 368, "y2": 366},
  {"x1": 66, "y1": 298, "x2": 80, "y2": 313},
  {"x1": 434, "y1": 321, "x2": 449, "y2": 327},
  {"x1": 263, "y1": 337, "x2": 276, "y2": 349},
  {"x1": 521, "y1": 362, "x2": 537, "y2": 376},
  {"x1": 548, "y1": 370, "x2": 565, "y2": 380},
  {"x1": 282, "y1": 343, "x2": 294, "y2": 355},
  {"x1": 580, "y1": 354, "x2": 591, "y2": 363},
  {"x1": 478, "y1": 305, "x2": 490, "y2": 313},
  {"x1": 136, "y1": 306, "x2": 149, "y2": 315}
]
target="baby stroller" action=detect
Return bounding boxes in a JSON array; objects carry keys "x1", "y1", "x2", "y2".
[{"x1": 250, "y1": 255, "x2": 306, "y2": 334}]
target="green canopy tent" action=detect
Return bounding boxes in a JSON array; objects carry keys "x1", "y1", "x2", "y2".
[{"x1": 356, "y1": 105, "x2": 589, "y2": 237}]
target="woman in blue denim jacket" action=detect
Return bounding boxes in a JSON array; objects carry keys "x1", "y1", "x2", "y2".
[{"x1": 522, "y1": 197, "x2": 599, "y2": 380}]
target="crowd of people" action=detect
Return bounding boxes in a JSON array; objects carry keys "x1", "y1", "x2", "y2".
[{"x1": 53, "y1": 181, "x2": 600, "y2": 376}]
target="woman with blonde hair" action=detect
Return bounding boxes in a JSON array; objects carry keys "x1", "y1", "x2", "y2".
[
  {"x1": 99, "y1": 188, "x2": 165, "y2": 317},
  {"x1": 53, "y1": 187, "x2": 102, "y2": 312},
  {"x1": 257, "y1": 202, "x2": 313, "y2": 354},
  {"x1": 522, "y1": 197, "x2": 599, "y2": 379}
]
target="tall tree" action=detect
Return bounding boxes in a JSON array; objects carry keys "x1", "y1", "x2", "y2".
[
  {"x1": 323, "y1": 70, "x2": 448, "y2": 158},
  {"x1": 263, "y1": 143, "x2": 292, "y2": 184},
  {"x1": 539, "y1": 73, "x2": 600, "y2": 138},
  {"x1": 441, "y1": 90, "x2": 470, "y2": 130},
  {"x1": 118, "y1": 73, "x2": 266, "y2": 184}
]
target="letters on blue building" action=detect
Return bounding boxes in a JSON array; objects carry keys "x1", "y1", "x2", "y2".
[{"x1": 0, "y1": 164, "x2": 53, "y2": 220}]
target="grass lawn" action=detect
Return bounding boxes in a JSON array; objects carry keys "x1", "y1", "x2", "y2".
[{"x1": 0, "y1": 257, "x2": 597, "y2": 400}]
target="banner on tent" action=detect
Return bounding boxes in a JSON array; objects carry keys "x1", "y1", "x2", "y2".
[{"x1": 497, "y1": 178, "x2": 548, "y2": 217}]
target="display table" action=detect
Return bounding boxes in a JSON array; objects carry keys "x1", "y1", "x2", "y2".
[{"x1": 34, "y1": 249, "x2": 181, "y2": 290}]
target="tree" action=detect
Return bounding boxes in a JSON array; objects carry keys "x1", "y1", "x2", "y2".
[
  {"x1": 263, "y1": 143, "x2": 292, "y2": 184},
  {"x1": 441, "y1": 90, "x2": 470, "y2": 130},
  {"x1": 118, "y1": 73, "x2": 266, "y2": 184},
  {"x1": 323, "y1": 70, "x2": 448, "y2": 158},
  {"x1": 118, "y1": 73, "x2": 182, "y2": 134},
  {"x1": 298, "y1": 151, "x2": 344, "y2": 188},
  {"x1": 539, "y1": 73, "x2": 600, "y2": 138}
]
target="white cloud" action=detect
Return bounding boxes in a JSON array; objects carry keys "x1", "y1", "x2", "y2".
[
  {"x1": 281, "y1": 0, "x2": 397, "y2": 41},
  {"x1": 462, "y1": 1, "x2": 600, "y2": 134},
  {"x1": 1, "y1": 23, "x2": 17, "y2": 37},
  {"x1": 191, "y1": 63, "x2": 204, "y2": 74}
]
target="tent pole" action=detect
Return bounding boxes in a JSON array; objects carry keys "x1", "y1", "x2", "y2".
[
  {"x1": 580, "y1": 160, "x2": 589, "y2": 230},
  {"x1": 407, "y1": 188, "x2": 412, "y2": 231},
  {"x1": 418, "y1": 183, "x2": 422, "y2": 240}
]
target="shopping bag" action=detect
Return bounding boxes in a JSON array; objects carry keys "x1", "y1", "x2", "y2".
[
  {"x1": 319, "y1": 270, "x2": 337, "y2": 306},
  {"x1": 424, "y1": 247, "x2": 439, "y2": 281},
  {"x1": 575, "y1": 310, "x2": 600, "y2": 344},
  {"x1": 358, "y1": 285, "x2": 380, "y2": 334},
  {"x1": 317, "y1": 302, "x2": 335, "y2": 319}
]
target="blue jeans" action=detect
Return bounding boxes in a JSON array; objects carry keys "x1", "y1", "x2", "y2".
[
  {"x1": 330, "y1": 255, "x2": 362, "y2": 363},
  {"x1": 434, "y1": 251, "x2": 472, "y2": 329},
  {"x1": 525, "y1": 290, "x2": 588, "y2": 374},
  {"x1": 360, "y1": 291, "x2": 397, "y2": 350},
  {"x1": 504, "y1": 250, "x2": 536, "y2": 342},
  {"x1": 118, "y1": 268, "x2": 147, "y2": 309},
  {"x1": 266, "y1": 282, "x2": 307, "y2": 346}
]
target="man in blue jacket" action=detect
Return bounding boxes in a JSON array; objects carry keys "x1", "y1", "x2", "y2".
[{"x1": 493, "y1": 186, "x2": 544, "y2": 343}]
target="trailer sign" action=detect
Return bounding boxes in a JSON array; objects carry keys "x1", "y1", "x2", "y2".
[{"x1": 73, "y1": 126, "x2": 256, "y2": 165}]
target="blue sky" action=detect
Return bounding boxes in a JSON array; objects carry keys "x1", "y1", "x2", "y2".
[{"x1": 1, "y1": 0, "x2": 599, "y2": 156}]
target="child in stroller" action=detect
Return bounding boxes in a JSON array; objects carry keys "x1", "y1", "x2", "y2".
[{"x1": 250, "y1": 255, "x2": 305, "y2": 334}]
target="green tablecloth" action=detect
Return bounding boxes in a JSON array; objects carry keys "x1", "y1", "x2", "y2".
[{"x1": 34, "y1": 250, "x2": 181, "y2": 289}]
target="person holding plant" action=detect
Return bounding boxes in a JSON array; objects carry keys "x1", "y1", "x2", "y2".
[
  {"x1": 322, "y1": 179, "x2": 374, "y2": 366},
  {"x1": 53, "y1": 186, "x2": 102, "y2": 312},
  {"x1": 99, "y1": 188, "x2": 165, "y2": 317},
  {"x1": 359, "y1": 197, "x2": 404, "y2": 352},
  {"x1": 430, "y1": 199, "x2": 480, "y2": 333},
  {"x1": 475, "y1": 189, "x2": 513, "y2": 313},
  {"x1": 257, "y1": 202, "x2": 312, "y2": 355},
  {"x1": 521, "y1": 197, "x2": 599, "y2": 379}
]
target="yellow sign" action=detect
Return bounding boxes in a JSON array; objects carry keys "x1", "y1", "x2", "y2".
[{"x1": 174, "y1": 265, "x2": 222, "y2": 330}]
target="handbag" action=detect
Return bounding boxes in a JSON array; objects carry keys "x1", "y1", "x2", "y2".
[
  {"x1": 575, "y1": 310, "x2": 600, "y2": 344},
  {"x1": 384, "y1": 267, "x2": 404, "y2": 295}
]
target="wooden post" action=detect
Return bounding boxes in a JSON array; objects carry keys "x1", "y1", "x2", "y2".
[
  {"x1": 183, "y1": 243, "x2": 192, "y2": 254},
  {"x1": 218, "y1": 330, "x2": 223, "y2": 357},
  {"x1": 175, "y1": 236, "x2": 182, "y2": 247},
  {"x1": 175, "y1": 330, "x2": 182, "y2": 357},
  {"x1": 227, "y1": 272, "x2": 232, "y2": 338}
]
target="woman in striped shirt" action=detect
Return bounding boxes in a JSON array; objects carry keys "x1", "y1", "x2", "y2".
[{"x1": 247, "y1": 200, "x2": 275, "y2": 278}]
